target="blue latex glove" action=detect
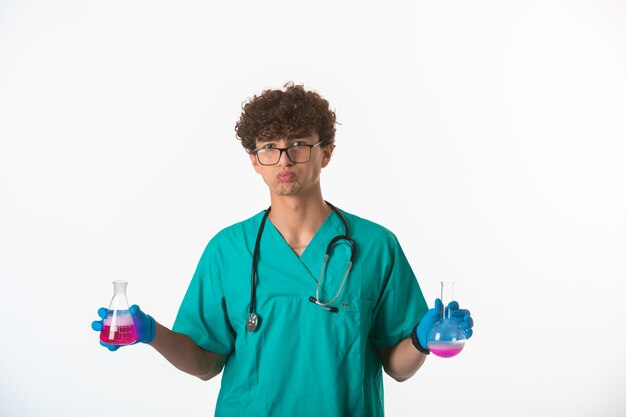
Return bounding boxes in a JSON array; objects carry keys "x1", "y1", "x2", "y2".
[
  {"x1": 447, "y1": 300, "x2": 474, "y2": 340},
  {"x1": 415, "y1": 299, "x2": 474, "y2": 348},
  {"x1": 415, "y1": 298, "x2": 443, "y2": 349},
  {"x1": 91, "y1": 304, "x2": 156, "y2": 351}
]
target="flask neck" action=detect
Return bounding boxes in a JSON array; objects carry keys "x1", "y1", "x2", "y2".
[
  {"x1": 109, "y1": 280, "x2": 131, "y2": 311},
  {"x1": 113, "y1": 280, "x2": 128, "y2": 296},
  {"x1": 440, "y1": 281, "x2": 455, "y2": 320}
]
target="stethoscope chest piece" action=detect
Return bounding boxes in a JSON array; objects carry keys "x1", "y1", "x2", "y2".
[{"x1": 247, "y1": 313, "x2": 259, "y2": 332}]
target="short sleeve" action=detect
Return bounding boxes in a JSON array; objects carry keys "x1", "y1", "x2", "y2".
[
  {"x1": 172, "y1": 239, "x2": 235, "y2": 356},
  {"x1": 369, "y1": 234, "x2": 429, "y2": 349}
]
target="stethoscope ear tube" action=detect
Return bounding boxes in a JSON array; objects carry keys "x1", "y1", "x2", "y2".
[
  {"x1": 308, "y1": 296, "x2": 339, "y2": 312},
  {"x1": 326, "y1": 235, "x2": 357, "y2": 263}
]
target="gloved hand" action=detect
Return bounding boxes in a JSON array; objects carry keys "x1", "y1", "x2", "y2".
[
  {"x1": 447, "y1": 300, "x2": 474, "y2": 340},
  {"x1": 415, "y1": 299, "x2": 474, "y2": 350},
  {"x1": 91, "y1": 304, "x2": 156, "y2": 351},
  {"x1": 415, "y1": 298, "x2": 443, "y2": 350}
]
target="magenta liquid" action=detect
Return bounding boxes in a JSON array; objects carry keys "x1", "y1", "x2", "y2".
[
  {"x1": 428, "y1": 342, "x2": 464, "y2": 358},
  {"x1": 99, "y1": 310, "x2": 137, "y2": 345}
]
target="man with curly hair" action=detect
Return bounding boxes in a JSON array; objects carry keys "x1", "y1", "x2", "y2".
[{"x1": 92, "y1": 83, "x2": 474, "y2": 416}]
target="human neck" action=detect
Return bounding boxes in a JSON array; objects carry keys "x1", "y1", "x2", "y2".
[{"x1": 268, "y1": 194, "x2": 330, "y2": 253}]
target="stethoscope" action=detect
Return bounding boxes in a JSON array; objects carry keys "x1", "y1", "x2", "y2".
[{"x1": 247, "y1": 201, "x2": 357, "y2": 332}]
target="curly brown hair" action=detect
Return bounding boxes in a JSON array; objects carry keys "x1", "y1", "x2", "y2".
[{"x1": 235, "y1": 82, "x2": 337, "y2": 152}]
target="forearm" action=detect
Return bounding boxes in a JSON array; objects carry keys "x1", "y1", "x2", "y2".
[
  {"x1": 379, "y1": 337, "x2": 427, "y2": 382},
  {"x1": 148, "y1": 322, "x2": 227, "y2": 381}
]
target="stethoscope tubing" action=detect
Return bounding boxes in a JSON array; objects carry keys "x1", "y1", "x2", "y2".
[{"x1": 247, "y1": 201, "x2": 356, "y2": 331}]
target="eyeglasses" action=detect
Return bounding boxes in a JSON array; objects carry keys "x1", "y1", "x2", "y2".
[{"x1": 250, "y1": 140, "x2": 328, "y2": 166}]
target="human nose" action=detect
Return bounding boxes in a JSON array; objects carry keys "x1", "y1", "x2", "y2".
[{"x1": 277, "y1": 148, "x2": 293, "y2": 166}]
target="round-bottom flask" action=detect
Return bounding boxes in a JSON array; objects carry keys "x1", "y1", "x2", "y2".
[
  {"x1": 99, "y1": 280, "x2": 138, "y2": 345},
  {"x1": 426, "y1": 281, "x2": 466, "y2": 358}
]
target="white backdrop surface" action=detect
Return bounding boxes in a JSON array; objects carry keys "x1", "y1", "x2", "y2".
[{"x1": 1, "y1": 1, "x2": 625, "y2": 416}]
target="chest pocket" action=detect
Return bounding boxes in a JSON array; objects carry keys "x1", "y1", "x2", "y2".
[{"x1": 330, "y1": 297, "x2": 376, "y2": 357}]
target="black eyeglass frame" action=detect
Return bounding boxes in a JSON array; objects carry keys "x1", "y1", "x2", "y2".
[{"x1": 249, "y1": 140, "x2": 330, "y2": 166}]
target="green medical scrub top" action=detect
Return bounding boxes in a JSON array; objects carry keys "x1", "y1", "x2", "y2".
[{"x1": 173, "y1": 208, "x2": 428, "y2": 417}]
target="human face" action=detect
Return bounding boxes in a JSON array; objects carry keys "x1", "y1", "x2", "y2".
[{"x1": 249, "y1": 133, "x2": 333, "y2": 198}]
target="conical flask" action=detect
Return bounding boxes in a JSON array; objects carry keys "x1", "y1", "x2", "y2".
[
  {"x1": 426, "y1": 281, "x2": 466, "y2": 358},
  {"x1": 99, "y1": 280, "x2": 138, "y2": 345}
]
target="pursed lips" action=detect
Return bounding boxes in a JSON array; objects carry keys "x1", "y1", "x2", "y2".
[{"x1": 277, "y1": 171, "x2": 295, "y2": 181}]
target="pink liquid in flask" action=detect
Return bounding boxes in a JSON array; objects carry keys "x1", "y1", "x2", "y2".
[
  {"x1": 428, "y1": 341, "x2": 464, "y2": 358},
  {"x1": 100, "y1": 281, "x2": 138, "y2": 345},
  {"x1": 100, "y1": 309, "x2": 137, "y2": 345}
]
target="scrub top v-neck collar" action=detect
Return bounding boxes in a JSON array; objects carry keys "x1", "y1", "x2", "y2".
[{"x1": 264, "y1": 208, "x2": 346, "y2": 285}]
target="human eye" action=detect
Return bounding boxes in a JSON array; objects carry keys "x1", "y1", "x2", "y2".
[
  {"x1": 260, "y1": 143, "x2": 276, "y2": 150},
  {"x1": 290, "y1": 141, "x2": 308, "y2": 148}
]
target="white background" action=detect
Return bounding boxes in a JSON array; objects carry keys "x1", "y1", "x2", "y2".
[{"x1": 1, "y1": 0, "x2": 625, "y2": 416}]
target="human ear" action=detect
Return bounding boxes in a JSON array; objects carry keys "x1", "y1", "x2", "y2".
[
  {"x1": 250, "y1": 153, "x2": 262, "y2": 174},
  {"x1": 321, "y1": 144, "x2": 334, "y2": 168}
]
